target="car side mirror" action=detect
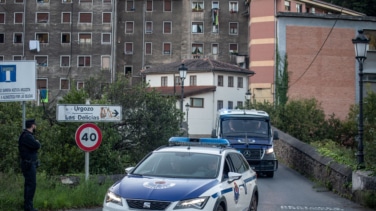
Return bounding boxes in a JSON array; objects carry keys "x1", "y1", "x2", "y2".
[
  {"x1": 125, "y1": 167, "x2": 134, "y2": 175},
  {"x1": 227, "y1": 172, "x2": 242, "y2": 183}
]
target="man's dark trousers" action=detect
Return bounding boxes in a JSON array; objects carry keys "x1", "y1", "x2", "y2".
[{"x1": 22, "y1": 161, "x2": 37, "y2": 211}]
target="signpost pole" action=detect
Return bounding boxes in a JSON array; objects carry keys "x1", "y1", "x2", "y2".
[{"x1": 85, "y1": 152, "x2": 89, "y2": 181}]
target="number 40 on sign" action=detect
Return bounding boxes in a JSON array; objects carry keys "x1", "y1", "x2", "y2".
[{"x1": 75, "y1": 123, "x2": 102, "y2": 152}]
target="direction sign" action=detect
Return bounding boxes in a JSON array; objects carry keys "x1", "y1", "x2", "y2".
[
  {"x1": 57, "y1": 104, "x2": 122, "y2": 122},
  {"x1": 0, "y1": 61, "x2": 37, "y2": 102},
  {"x1": 75, "y1": 123, "x2": 102, "y2": 152}
]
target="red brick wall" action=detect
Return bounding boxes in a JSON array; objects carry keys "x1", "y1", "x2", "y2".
[{"x1": 286, "y1": 26, "x2": 356, "y2": 119}]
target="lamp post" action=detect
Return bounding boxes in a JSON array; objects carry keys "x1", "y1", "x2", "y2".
[
  {"x1": 352, "y1": 30, "x2": 369, "y2": 170},
  {"x1": 178, "y1": 63, "x2": 187, "y2": 128},
  {"x1": 245, "y1": 89, "x2": 251, "y2": 109},
  {"x1": 185, "y1": 103, "x2": 190, "y2": 123}
]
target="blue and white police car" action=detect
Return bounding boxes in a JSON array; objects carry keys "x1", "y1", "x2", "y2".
[{"x1": 103, "y1": 137, "x2": 258, "y2": 211}]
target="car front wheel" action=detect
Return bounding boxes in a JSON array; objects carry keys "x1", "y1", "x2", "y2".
[
  {"x1": 216, "y1": 204, "x2": 225, "y2": 211},
  {"x1": 248, "y1": 193, "x2": 258, "y2": 211}
]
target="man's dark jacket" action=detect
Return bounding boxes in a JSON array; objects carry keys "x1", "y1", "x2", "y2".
[{"x1": 18, "y1": 130, "x2": 40, "y2": 161}]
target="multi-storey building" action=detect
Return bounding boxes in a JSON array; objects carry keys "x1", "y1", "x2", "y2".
[{"x1": 0, "y1": 0, "x2": 114, "y2": 103}]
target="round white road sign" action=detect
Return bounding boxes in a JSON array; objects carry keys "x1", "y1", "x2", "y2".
[{"x1": 75, "y1": 123, "x2": 102, "y2": 152}]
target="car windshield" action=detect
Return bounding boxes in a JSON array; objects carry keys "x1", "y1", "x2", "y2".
[
  {"x1": 222, "y1": 119, "x2": 269, "y2": 137},
  {"x1": 132, "y1": 152, "x2": 221, "y2": 179}
]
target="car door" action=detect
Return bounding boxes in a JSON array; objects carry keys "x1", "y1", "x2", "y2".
[{"x1": 227, "y1": 153, "x2": 253, "y2": 210}]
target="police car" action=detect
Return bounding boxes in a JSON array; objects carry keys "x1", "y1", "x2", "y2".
[{"x1": 103, "y1": 137, "x2": 258, "y2": 211}]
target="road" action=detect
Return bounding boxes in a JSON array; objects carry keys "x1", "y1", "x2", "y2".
[
  {"x1": 257, "y1": 163, "x2": 373, "y2": 211},
  {"x1": 69, "y1": 164, "x2": 373, "y2": 211}
]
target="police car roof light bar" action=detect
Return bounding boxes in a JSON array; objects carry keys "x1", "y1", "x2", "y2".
[{"x1": 169, "y1": 137, "x2": 230, "y2": 147}]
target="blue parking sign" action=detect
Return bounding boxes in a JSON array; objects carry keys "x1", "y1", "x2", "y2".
[{"x1": 0, "y1": 65, "x2": 16, "y2": 83}]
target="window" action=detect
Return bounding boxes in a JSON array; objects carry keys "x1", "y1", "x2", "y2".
[
  {"x1": 284, "y1": 1, "x2": 290, "y2": 11},
  {"x1": 124, "y1": 66, "x2": 132, "y2": 76},
  {"x1": 145, "y1": 21, "x2": 153, "y2": 33},
  {"x1": 212, "y1": 43, "x2": 218, "y2": 55},
  {"x1": 101, "y1": 55, "x2": 110, "y2": 70},
  {"x1": 145, "y1": 42, "x2": 152, "y2": 55},
  {"x1": 311, "y1": 7, "x2": 315, "y2": 13},
  {"x1": 164, "y1": 0, "x2": 171, "y2": 11},
  {"x1": 15, "y1": 0, "x2": 24, "y2": 3},
  {"x1": 229, "y1": 22, "x2": 238, "y2": 35},
  {"x1": 36, "y1": 33, "x2": 49, "y2": 43},
  {"x1": 0, "y1": 33, "x2": 4, "y2": 43},
  {"x1": 146, "y1": 0, "x2": 153, "y2": 11},
  {"x1": 237, "y1": 101, "x2": 243, "y2": 109},
  {"x1": 103, "y1": 0, "x2": 111, "y2": 3},
  {"x1": 0, "y1": 13, "x2": 4, "y2": 24},
  {"x1": 103, "y1": 13, "x2": 111, "y2": 23},
  {"x1": 13, "y1": 55, "x2": 23, "y2": 60},
  {"x1": 61, "y1": 33, "x2": 70, "y2": 43},
  {"x1": 217, "y1": 100, "x2": 223, "y2": 110},
  {"x1": 296, "y1": 3, "x2": 302, "y2": 13},
  {"x1": 212, "y1": 9, "x2": 219, "y2": 33},
  {"x1": 163, "y1": 43, "x2": 171, "y2": 55},
  {"x1": 192, "y1": 43, "x2": 203, "y2": 55},
  {"x1": 62, "y1": 0, "x2": 72, "y2": 3},
  {"x1": 212, "y1": 1, "x2": 218, "y2": 9},
  {"x1": 37, "y1": 78, "x2": 47, "y2": 89},
  {"x1": 192, "y1": 22, "x2": 203, "y2": 33},
  {"x1": 77, "y1": 81, "x2": 84, "y2": 90},
  {"x1": 78, "y1": 56, "x2": 91, "y2": 67},
  {"x1": 79, "y1": 33, "x2": 92, "y2": 44},
  {"x1": 175, "y1": 76, "x2": 180, "y2": 85},
  {"x1": 36, "y1": 13, "x2": 49, "y2": 23},
  {"x1": 161, "y1": 76, "x2": 168, "y2": 87},
  {"x1": 126, "y1": 0, "x2": 134, "y2": 11},
  {"x1": 80, "y1": 0, "x2": 92, "y2": 2},
  {"x1": 14, "y1": 33, "x2": 23, "y2": 43},
  {"x1": 218, "y1": 75, "x2": 223, "y2": 86},
  {"x1": 228, "y1": 101, "x2": 233, "y2": 109},
  {"x1": 35, "y1": 56, "x2": 48, "y2": 67},
  {"x1": 229, "y1": 43, "x2": 238, "y2": 54},
  {"x1": 0, "y1": 0, "x2": 4, "y2": 3},
  {"x1": 126, "y1": 22, "x2": 134, "y2": 34},
  {"x1": 79, "y1": 13, "x2": 92, "y2": 23},
  {"x1": 228, "y1": 76, "x2": 233, "y2": 87},
  {"x1": 125, "y1": 42, "x2": 133, "y2": 54},
  {"x1": 60, "y1": 78, "x2": 70, "y2": 90},
  {"x1": 102, "y1": 33, "x2": 111, "y2": 44},
  {"x1": 192, "y1": 2, "x2": 203, "y2": 12},
  {"x1": 15, "y1": 13, "x2": 23, "y2": 24},
  {"x1": 163, "y1": 21, "x2": 171, "y2": 34},
  {"x1": 190, "y1": 75, "x2": 197, "y2": 86},
  {"x1": 37, "y1": 0, "x2": 50, "y2": 3},
  {"x1": 62, "y1": 12, "x2": 71, "y2": 23},
  {"x1": 237, "y1": 77, "x2": 243, "y2": 88},
  {"x1": 229, "y1": 1, "x2": 238, "y2": 12},
  {"x1": 61, "y1": 56, "x2": 70, "y2": 67},
  {"x1": 190, "y1": 98, "x2": 204, "y2": 108}
]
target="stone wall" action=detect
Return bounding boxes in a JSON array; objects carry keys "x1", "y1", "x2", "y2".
[{"x1": 272, "y1": 127, "x2": 376, "y2": 207}]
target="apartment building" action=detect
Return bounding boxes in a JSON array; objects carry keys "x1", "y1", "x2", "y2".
[{"x1": 0, "y1": 0, "x2": 114, "y2": 102}]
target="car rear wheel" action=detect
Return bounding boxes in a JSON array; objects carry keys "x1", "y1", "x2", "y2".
[
  {"x1": 248, "y1": 193, "x2": 258, "y2": 211},
  {"x1": 216, "y1": 204, "x2": 225, "y2": 211}
]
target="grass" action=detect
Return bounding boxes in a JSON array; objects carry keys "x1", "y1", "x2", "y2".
[{"x1": 0, "y1": 170, "x2": 114, "y2": 210}]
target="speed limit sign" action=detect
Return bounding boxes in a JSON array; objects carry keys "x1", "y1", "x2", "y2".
[{"x1": 75, "y1": 123, "x2": 102, "y2": 152}]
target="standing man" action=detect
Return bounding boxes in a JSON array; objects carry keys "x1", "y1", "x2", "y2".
[{"x1": 18, "y1": 119, "x2": 40, "y2": 211}]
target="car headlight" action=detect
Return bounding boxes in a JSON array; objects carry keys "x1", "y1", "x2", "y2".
[
  {"x1": 105, "y1": 190, "x2": 123, "y2": 206},
  {"x1": 174, "y1": 196, "x2": 209, "y2": 209},
  {"x1": 266, "y1": 147, "x2": 274, "y2": 154}
]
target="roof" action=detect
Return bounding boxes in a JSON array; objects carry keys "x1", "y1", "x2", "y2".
[
  {"x1": 142, "y1": 58, "x2": 254, "y2": 76},
  {"x1": 147, "y1": 85, "x2": 216, "y2": 98}
]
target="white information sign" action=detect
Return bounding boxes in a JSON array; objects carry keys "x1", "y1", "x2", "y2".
[
  {"x1": 0, "y1": 61, "x2": 37, "y2": 102},
  {"x1": 57, "y1": 104, "x2": 122, "y2": 122}
]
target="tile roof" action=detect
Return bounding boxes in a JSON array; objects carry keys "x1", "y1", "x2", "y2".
[
  {"x1": 142, "y1": 58, "x2": 255, "y2": 76},
  {"x1": 148, "y1": 85, "x2": 216, "y2": 97}
]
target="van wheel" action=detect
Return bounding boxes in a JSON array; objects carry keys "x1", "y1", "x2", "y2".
[{"x1": 265, "y1": 171, "x2": 274, "y2": 178}]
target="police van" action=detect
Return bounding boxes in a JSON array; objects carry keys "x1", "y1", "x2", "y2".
[
  {"x1": 211, "y1": 109, "x2": 279, "y2": 177},
  {"x1": 103, "y1": 137, "x2": 258, "y2": 211}
]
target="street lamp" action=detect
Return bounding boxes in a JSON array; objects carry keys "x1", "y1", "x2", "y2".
[
  {"x1": 185, "y1": 103, "x2": 190, "y2": 123},
  {"x1": 178, "y1": 63, "x2": 188, "y2": 127},
  {"x1": 352, "y1": 30, "x2": 369, "y2": 170},
  {"x1": 245, "y1": 89, "x2": 251, "y2": 109}
]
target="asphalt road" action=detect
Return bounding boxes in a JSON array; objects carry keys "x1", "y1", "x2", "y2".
[{"x1": 67, "y1": 164, "x2": 373, "y2": 211}]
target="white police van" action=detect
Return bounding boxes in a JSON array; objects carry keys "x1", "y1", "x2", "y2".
[{"x1": 103, "y1": 137, "x2": 258, "y2": 211}]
